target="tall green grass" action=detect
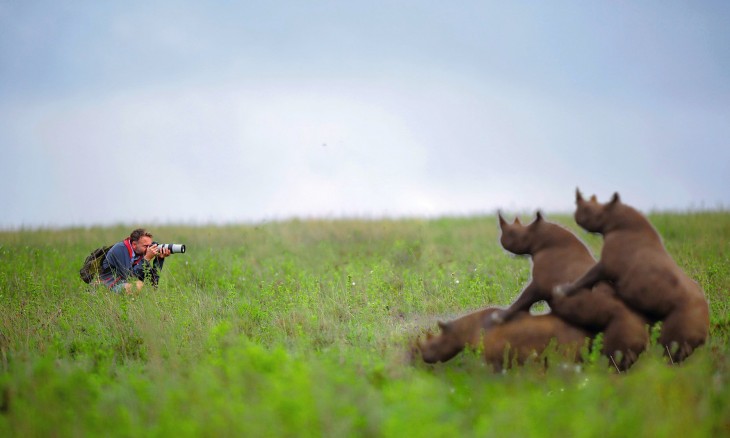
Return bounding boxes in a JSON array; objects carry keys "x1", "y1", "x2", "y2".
[{"x1": 1, "y1": 213, "x2": 728, "y2": 436}]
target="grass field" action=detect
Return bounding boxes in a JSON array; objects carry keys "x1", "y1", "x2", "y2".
[{"x1": 1, "y1": 213, "x2": 728, "y2": 437}]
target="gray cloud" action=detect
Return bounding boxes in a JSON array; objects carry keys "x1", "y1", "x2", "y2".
[{"x1": 1, "y1": 1, "x2": 728, "y2": 228}]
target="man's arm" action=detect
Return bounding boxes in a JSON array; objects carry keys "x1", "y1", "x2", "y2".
[
  {"x1": 101, "y1": 243, "x2": 132, "y2": 286},
  {"x1": 131, "y1": 255, "x2": 165, "y2": 284}
]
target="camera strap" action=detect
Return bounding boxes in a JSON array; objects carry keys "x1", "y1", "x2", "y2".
[{"x1": 123, "y1": 239, "x2": 143, "y2": 266}]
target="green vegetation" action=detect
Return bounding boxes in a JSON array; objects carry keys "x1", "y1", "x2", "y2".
[{"x1": 1, "y1": 213, "x2": 728, "y2": 437}]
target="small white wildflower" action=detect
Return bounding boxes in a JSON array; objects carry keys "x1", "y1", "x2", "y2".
[
  {"x1": 352, "y1": 282, "x2": 356, "y2": 286},
  {"x1": 454, "y1": 279, "x2": 460, "y2": 284}
]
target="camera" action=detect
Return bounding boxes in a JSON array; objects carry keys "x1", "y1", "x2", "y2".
[{"x1": 153, "y1": 242, "x2": 186, "y2": 254}]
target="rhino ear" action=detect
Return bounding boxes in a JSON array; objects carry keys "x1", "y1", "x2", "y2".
[
  {"x1": 498, "y1": 210, "x2": 507, "y2": 227},
  {"x1": 437, "y1": 320, "x2": 449, "y2": 332},
  {"x1": 610, "y1": 192, "x2": 620, "y2": 205},
  {"x1": 576, "y1": 188, "x2": 584, "y2": 203}
]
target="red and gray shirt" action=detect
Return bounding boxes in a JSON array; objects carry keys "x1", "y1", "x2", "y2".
[{"x1": 99, "y1": 238, "x2": 164, "y2": 287}]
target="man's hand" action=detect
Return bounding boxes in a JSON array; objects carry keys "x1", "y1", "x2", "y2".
[
  {"x1": 144, "y1": 244, "x2": 170, "y2": 261},
  {"x1": 156, "y1": 245, "x2": 171, "y2": 259}
]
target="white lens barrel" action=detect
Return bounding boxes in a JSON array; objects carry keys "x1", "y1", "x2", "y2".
[
  {"x1": 157, "y1": 243, "x2": 186, "y2": 254},
  {"x1": 170, "y1": 244, "x2": 185, "y2": 253}
]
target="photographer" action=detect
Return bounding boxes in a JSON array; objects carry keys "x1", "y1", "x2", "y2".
[{"x1": 99, "y1": 228, "x2": 170, "y2": 294}]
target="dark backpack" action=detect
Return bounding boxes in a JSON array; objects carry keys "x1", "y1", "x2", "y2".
[{"x1": 80, "y1": 245, "x2": 113, "y2": 284}]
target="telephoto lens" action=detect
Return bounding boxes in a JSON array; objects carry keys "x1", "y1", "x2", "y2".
[{"x1": 153, "y1": 243, "x2": 186, "y2": 254}]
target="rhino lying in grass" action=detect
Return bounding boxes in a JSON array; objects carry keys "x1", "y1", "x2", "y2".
[
  {"x1": 554, "y1": 190, "x2": 710, "y2": 362},
  {"x1": 489, "y1": 211, "x2": 649, "y2": 371},
  {"x1": 416, "y1": 307, "x2": 589, "y2": 372}
]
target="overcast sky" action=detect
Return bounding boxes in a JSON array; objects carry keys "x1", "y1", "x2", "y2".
[{"x1": 1, "y1": 1, "x2": 728, "y2": 229}]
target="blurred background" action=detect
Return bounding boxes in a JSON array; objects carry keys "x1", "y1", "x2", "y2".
[{"x1": 1, "y1": 1, "x2": 728, "y2": 228}]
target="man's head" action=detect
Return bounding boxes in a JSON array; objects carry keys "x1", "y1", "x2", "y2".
[{"x1": 129, "y1": 228, "x2": 154, "y2": 256}]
